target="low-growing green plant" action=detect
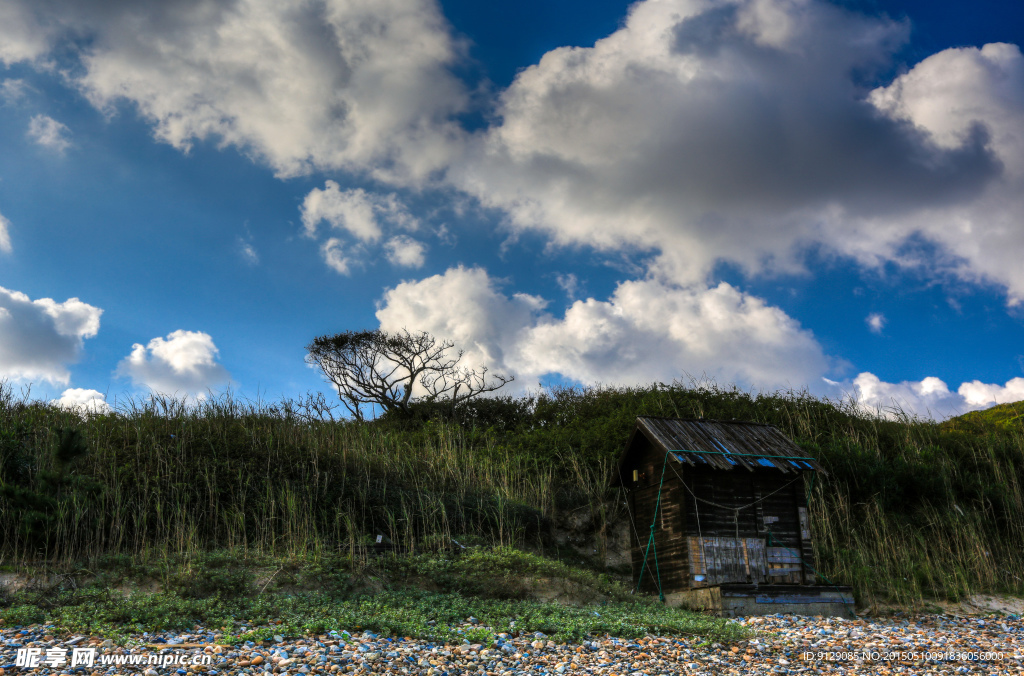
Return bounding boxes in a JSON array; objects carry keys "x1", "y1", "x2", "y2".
[{"x1": 0, "y1": 586, "x2": 744, "y2": 643}]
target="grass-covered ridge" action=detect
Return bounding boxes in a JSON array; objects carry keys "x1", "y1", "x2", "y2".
[
  {"x1": 2, "y1": 380, "x2": 1024, "y2": 610},
  {"x1": 950, "y1": 400, "x2": 1024, "y2": 429}
]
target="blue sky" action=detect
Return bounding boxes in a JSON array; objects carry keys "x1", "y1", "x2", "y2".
[{"x1": 1, "y1": 0, "x2": 1024, "y2": 419}]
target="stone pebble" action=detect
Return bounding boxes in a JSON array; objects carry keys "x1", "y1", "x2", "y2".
[{"x1": 0, "y1": 611, "x2": 1021, "y2": 675}]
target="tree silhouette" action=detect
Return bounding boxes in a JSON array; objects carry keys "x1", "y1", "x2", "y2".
[{"x1": 305, "y1": 329, "x2": 513, "y2": 420}]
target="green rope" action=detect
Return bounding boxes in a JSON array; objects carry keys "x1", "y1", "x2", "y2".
[
  {"x1": 633, "y1": 451, "x2": 828, "y2": 609},
  {"x1": 634, "y1": 452, "x2": 670, "y2": 602}
]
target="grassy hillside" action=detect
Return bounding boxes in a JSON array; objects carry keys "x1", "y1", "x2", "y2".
[
  {"x1": 949, "y1": 400, "x2": 1024, "y2": 429},
  {"x1": 2, "y1": 380, "x2": 1023, "y2": 609}
]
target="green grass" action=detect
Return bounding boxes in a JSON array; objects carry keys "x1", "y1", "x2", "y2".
[
  {"x1": 0, "y1": 548, "x2": 744, "y2": 643},
  {"x1": 3, "y1": 379, "x2": 1024, "y2": 609},
  {"x1": 0, "y1": 589, "x2": 746, "y2": 643},
  {"x1": 953, "y1": 400, "x2": 1024, "y2": 429}
]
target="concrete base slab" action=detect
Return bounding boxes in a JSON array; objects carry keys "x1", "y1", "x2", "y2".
[{"x1": 665, "y1": 584, "x2": 855, "y2": 618}]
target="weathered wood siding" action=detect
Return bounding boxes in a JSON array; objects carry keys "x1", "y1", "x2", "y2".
[
  {"x1": 627, "y1": 439, "x2": 816, "y2": 593},
  {"x1": 630, "y1": 436, "x2": 692, "y2": 594}
]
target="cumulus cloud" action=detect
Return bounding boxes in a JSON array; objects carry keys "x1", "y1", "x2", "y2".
[
  {"x1": 377, "y1": 266, "x2": 545, "y2": 375},
  {"x1": 10, "y1": 0, "x2": 1022, "y2": 305},
  {"x1": 321, "y1": 238, "x2": 352, "y2": 275},
  {"x1": 844, "y1": 373, "x2": 962, "y2": 419},
  {"x1": 8, "y1": 0, "x2": 1024, "y2": 305},
  {"x1": 301, "y1": 182, "x2": 421, "y2": 271},
  {"x1": 866, "y1": 312, "x2": 885, "y2": 333},
  {"x1": 958, "y1": 377, "x2": 1024, "y2": 408},
  {"x1": 117, "y1": 330, "x2": 230, "y2": 397},
  {"x1": 27, "y1": 114, "x2": 70, "y2": 152},
  {"x1": 52, "y1": 388, "x2": 111, "y2": 416},
  {"x1": 303, "y1": 184, "x2": 383, "y2": 242},
  {"x1": 384, "y1": 235, "x2": 426, "y2": 268},
  {"x1": 864, "y1": 42, "x2": 1024, "y2": 301},
  {"x1": 0, "y1": 210, "x2": 11, "y2": 253},
  {"x1": 1, "y1": 0, "x2": 469, "y2": 182},
  {"x1": 451, "y1": 0, "x2": 1017, "y2": 297},
  {"x1": 836, "y1": 372, "x2": 1024, "y2": 420},
  {"x1": 376, "y1": 265, "x2": 831, "y2": 392},
  {"x1": 0, "y1": 286, "x2": 102, "y2": 385}
]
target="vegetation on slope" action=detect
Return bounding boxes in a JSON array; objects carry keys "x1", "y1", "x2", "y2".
[
  {"x1": 950, "y1": 400, "x2": 1024, "y2": 430},
  {"x1": 2, "y1": 379, "x2": 1023, "y2": 611}
]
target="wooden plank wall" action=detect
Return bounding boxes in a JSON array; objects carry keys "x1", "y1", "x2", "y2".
[
  {"x1": 688, "y1": 537, "x2": 767, "y2": 585},
  {"x1": 632, "y1": 473, "x2": 691, "y2": 594},
  {"x1": 756, "y1": 472, "x2": 806, "y2": 585},
  {"x1": 628, "y1": 447, "x2": 818, "y2": 592}
]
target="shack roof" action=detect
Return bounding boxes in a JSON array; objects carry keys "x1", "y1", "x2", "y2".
[{"x1": 611, "y1": 416, "x2": 825, "y2": 485}]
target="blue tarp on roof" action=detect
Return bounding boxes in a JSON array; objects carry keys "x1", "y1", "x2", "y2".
[{"x1": 627, "y1": 416, "x2": 826, "y2": 474}]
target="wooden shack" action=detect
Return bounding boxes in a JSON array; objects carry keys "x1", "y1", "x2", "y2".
[{"x1": 611, "y1": 416, "x2": 853, "y2": 616}]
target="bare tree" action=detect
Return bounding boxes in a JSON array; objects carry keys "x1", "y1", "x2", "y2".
[{"x1": 305, "y1": 329, "x2": 513, "y2": 419}]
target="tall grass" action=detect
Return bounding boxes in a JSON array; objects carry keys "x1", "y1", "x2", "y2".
[
  {"x1": 0, "y1": 386, "x2": 555, "y2": 566},
  {"x1": 3, "y1": 380, "x2": 1024, "y2": 607}
]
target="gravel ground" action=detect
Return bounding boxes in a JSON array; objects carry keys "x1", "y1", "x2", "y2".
[{"x1": 1, "y1": 612, "x2": 1021, "y2": 675}]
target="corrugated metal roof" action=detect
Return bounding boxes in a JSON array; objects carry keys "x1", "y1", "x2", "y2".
[{"x1": 630, "y1": 416, "x2": 825, "y2": 474}]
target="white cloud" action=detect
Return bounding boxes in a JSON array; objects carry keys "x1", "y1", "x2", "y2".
[
  {"x1": 0, "y1": 286, "x2": 102, "y2": 385},
  {"x1": 844, "y1": 372, "x2": 961, "y2": 419},
  {"x1": 117, "y1": 330, "x2": 230, "y2": 398},
  {"x1": 829, "y1": 372, "x2": 1024, "y2": 420},
  {"x1": 301, "y1": 182, "x2": 421, "y2": 271},
  {"x1": 52, "y1": 388, "x2": 111, "y2": 416},
  {"x1": 958, "y1": 377, "x2": 1024, "y2": 408},
  {"x1": 0, "y1": 210, "x2": 11, "y2": 253},
  {"x1": 238, "y1": 237, "x2": 259, "y2": 265},
  {"x1": 449, "y1": 0, "x2": 1018, "y2": 299},
  {"x1": 27, "y1": 114, "x2": 71, "y2": 152},
  {"x1": 376, "y1": 265, "x2": 830, "y2": 393},
  {"x1": 321, "y1": 237, "x2": 353, "y2": 275},
  {"x1": 864, "y1": 42, "x2": 1024, "y2": 302},
  {"x1": 377, "y1": 266, "x2": 545, "y2": 375},
  {"x1": 384, "y1": 235, "x2": 426, "y2": 268},
  {"x1": 870, "y1": 43, "x2": 1024, "y2": 158},
  {"x1": 2, "y1": 0, "x2": 469, "y2": 183},
  {"x1": 0, "y1": 79, "x2": 29, "y2": 104},
  {"x1": 866, "y1": 312, "x2": 885, "y2": 333},
  {"x1": 379, "y1": 266, "x2": 1024, "y2": 421},
  {"x1": 8, "y1": 0, "x2": 1024, "y2": 307},
  {"x1": 555, "y1": 273, "x2": 580, "y2": 299},
  {"x1": 0, "y1": 4, "x2": 51, "y2": 66},
  {"x1": 301, "y1": 182, "x2": 418, "y2": 241},
  {"x1": 302, "y1": 183, "x2": 382, "y2": 242}
]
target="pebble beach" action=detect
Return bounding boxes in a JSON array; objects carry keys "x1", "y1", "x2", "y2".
[{"x1": 2, "y1": 612, "x2": 1021, "y2": 676}]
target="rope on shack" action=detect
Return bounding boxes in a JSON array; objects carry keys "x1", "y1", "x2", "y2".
[
  {"x1": 668, "y1": 460, "x2": 804, "y2": 512},
  {"x1": 633, "y1": 451, "x2": 671, "y2": 602},
  {"x1": 629, "y1": 450, "x2": 823, "y2": 603},
  {"x1": 617, "y1": 466, "x2": 661, "y2": 592},
  {"x1": 666, "y1": 460, "x2": 804, "y2": 584}
]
